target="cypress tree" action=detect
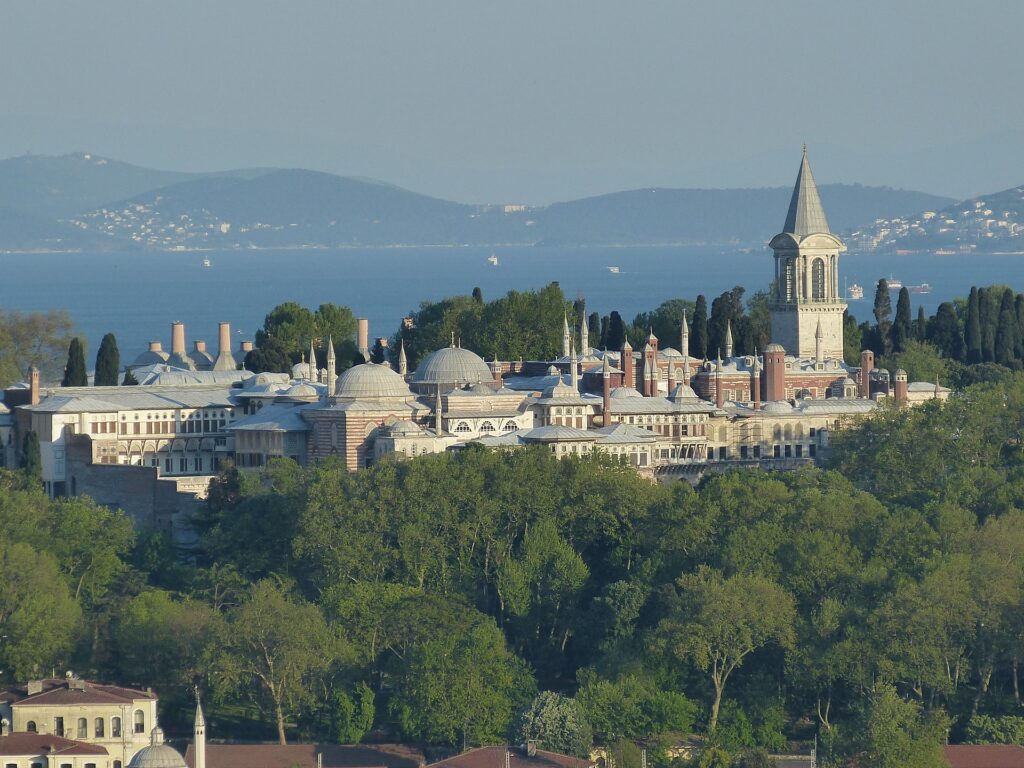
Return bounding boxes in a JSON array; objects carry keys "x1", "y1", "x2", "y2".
[
  {"x1": 94, "y1": 333, "x2": 120, "y2": 386},
  {"x1": 965, "y1": 287, "x2": 983, "y2": 364},
  {"x1": 606, "y1": 311, "x2": 626, "y2": 351},
  {"x1": 872, "y1": 279, "x2": 892, "y2": 356},
  {"x1": 21, "y1": 431, "x2": 41, "y2": 481},
  {"x1": 916, "y1": 306, "x2": 927, "y2": 342},
  {"x1": 62, "y1": 337, "x2": 88, "y2": 387},
  {"x1": 471, "y1": 286, "x2": 484, "y2": 304},
  {"x1": 588, "y1": 312, "x2": 601, "y2": 345},
  {"x1": 692, "y1": 295, "x2": 709, "y2": 359},
  {"x1": 599, "y1": 315, "x2": 609, "y2": 348},
  {"x1": 891, "y1": 287, "x2": 912, "y2": 353},
  {"x1": 979, "y1": 287, "x2": 996, "y2": 362},
  {"x1": 122, "y1": 369, "x2": 140, "y2": 385},
  {"x1": 1015, "y1": 294, "x2": 1024, "y2": 360},
  {"x1": 995, "y1": 288, "x2": 1017, "y2": 366},
  {"x1": 928, "y1": 302, "x2": 965, "y2": 360}
]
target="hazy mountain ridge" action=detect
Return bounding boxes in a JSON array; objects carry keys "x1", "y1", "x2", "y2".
[{"x1": 0, "y1": 153, "x2": 962, "y2": 251}]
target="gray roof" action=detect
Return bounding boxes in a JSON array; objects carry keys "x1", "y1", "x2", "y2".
[
  {"x1": 412, "y1": 346, "x2": 493, "y2": 386},
  {"x1": 27, "y1": 384, "x2": 236, "y2": 413},
  {"x1": 228, "y1": 403, "x2": 313, "y2": 432},
  {"x1": 334, "y1": 363, "x2": 413, "y2": 400},
  {"x1": 520, "y1": 425, "x2": 597, "y2": 442},
  {"x1": 783, "y1": 147, "x2": 830, "y2": 237},
  {"x1": 593, "y1": 423, "x2": 658, "y2": 444}
]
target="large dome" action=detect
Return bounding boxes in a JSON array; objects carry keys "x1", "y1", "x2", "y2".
[
  {"x1": 334, "y1": 363, "x2": 412, "y2": 399},
  {"x1": 412, "y1": 347, "x2": 493, "y2": 389},
  {"x1": 128, "y1": 730, "x2": 187, "y2": 768}
]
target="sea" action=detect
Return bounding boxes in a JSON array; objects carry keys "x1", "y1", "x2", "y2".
[{"x1": 3, "y1": 245, "x2": 1024, "y2": 360}]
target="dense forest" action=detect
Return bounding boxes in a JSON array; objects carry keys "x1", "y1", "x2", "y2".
[{"x1": 6, "y1": 369, "x2": 1024, "y2": 767}]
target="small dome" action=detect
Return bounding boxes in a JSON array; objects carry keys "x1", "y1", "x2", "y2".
[
  {"x1": 281, "y1": 383, "x2": 319, "y2": 400},
  {"x1": 412, "y1": 347, "x2": 493, "y2": 388},
  {"x1": 610, "y1": 386, "x2": 643, "y2": 399},
  {"x1": 334, "y1": 363, "x2": 412, "y2": 399},
  {"x1": 543, "y1": 379, "x2": 576, "y2": 398},
  {"x1": 469, "y1": 382, "x2": 495, "y2": 394},
  {"x1": 547, "y1": 365, "x2": 560, "y2": 375},
  {"x1": 128, "y1": 729, "x2": 187, "y2": 768},
  {"x1": 668, "y1": 384, "x2": 700, "y2": 401},
  {"x1": 291, "y1": 362, "x2": 312, "y2": 379},
  {"x1": 764, "y1": 343, "x2": 786, "y2": 353},
  {"x1": 763, "y1": 401, "x2": 794, "y2": 414},
  {"x1": 389, "y1": 419, "x2": 423, "y2": 436},
  {"x1": 895, "y1": 368, "x2": 908, "y2": 377},
  {"x1": 842, "y1": 377, "x2": 856, "y2": 386}
]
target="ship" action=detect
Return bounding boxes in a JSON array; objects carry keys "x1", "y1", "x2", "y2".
[
  {"x1": 202, "y1": 257, "x2": 212, "y2": 268},
  {"x1": 847, "y1": 283, "x2": 864, "y2": 300},
  {"x1": 487, "y1": 253, "x2": 499, "y2": 266},
  {"x1": 885, "y1": 276, "x2": 903, "y2": 290},
  {"x1": 908, "y1": 283, "x2": 931, "y2": 294},
  {"x1": 607, "y1": 266, "x2": 620, "y2": 274}
]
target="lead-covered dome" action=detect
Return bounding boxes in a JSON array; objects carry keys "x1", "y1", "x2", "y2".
[
  {"x1": 412, "y1": 347, "x2": 493, "y2": 391},
  {"x1": 334, "y1": 363, "x2": 412, "y2": 399},
  {"x1": 128, "y1": 729, "x2": 187, "y2": 768}
]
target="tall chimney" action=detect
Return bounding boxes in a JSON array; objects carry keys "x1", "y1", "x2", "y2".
[
  {"x1": 859, "y1": 350, "x2": 874, "y2": 398},
  {"x1": 29, "y1": 366, "x2": 40, "y2": 406},
  {"x1": 213, "y1": 322, "x2": 238, "y2": 371},
  {"x1": 764, "y1": 344, "x2": 786, "y2": 402},
  {"x1": 621, "y1": 338, "x2": 634, "y2": 390},
  {"x1": 357, "y1": 318, "x2": 369, "y2": 359},
  {"x1": 241, "y1": 340, "x2": 254, "y2": 353},
  {"x1": 602, "y1": 354, "x2": 611, "y2": 426},
  {"x1": 894, "y1": 369, "x2": 908, "y2": 406},
  {"x1": 171, "y1": 322, "x2": 186, "y2": 357},
  {"x1": 752, "y1": 353, "x2": 762, "y2": 411}
]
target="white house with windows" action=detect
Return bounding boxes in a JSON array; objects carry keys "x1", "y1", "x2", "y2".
[{"x1": 0, "y1": 676, "x2": 159, "y2": 768}]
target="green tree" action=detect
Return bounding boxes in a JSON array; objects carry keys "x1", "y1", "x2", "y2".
[
  {"x1": 843, "y1": 311, "x2": 863, "y2": 366},
  {"x1": 20, "y1": 431, "x2": 41, "y2": 481},
  {"x1": 472, "y1": 286, "x2": 484, "y2": 304},
  {"x1": 882, "y1": 340, "x2": 948, "y2": 385},
  {"x1": 0, "y1": 309, "x2": 75, "y2": 386},
  {"x1": 892, "y1": 287, "x2": 912, "y2": 353},
  {"x1": 873, "y1": 280, "x2": 892, "y2": 356},
  {"x1": 979, "y1": 287, "x2": 997, "y2": 362},
  {"x1": 94, "y1": 333, "x2": 120, "y2": 386},
  {"x1": 331, "y1": 682, "x2": 375, "y2": 743},
  {"x1": 244, "y1": 336, "x2": 294, "y2": 373},
  {"x1": 692, "y1": 295, "x2": 709, "y2": 359},
  {"x1": 576, "y1": 671, "x2": 696, "y2": 743},
  {"x1": 389, "y1": 603, "x2": 534, "y2": 748},
  {"x1": 916, "y1": 305, "x2": 928, "y2": 342},
  {"x1": 514, "y1": 691, "x2": 593, "y2": 757},
  {"x1": 841, "y1": 684, "x2": 948, "y2": 768},
  {"x1": 211, "y1": 580, "x2": 341, "y2": 744},
  {"x1": 62, "y1": 337, "x2": 87, "y2": 386},
  {"x1": 965, "y1": 287, "x2": 983, "y2": 364},
  {"x1": 654, "y1": 567, "x2": 796, "y2": 731},
  {"x1": 0, "y1": 541, "x2": 81, "y2": 678},
  {"x1": 995, "y1": 288, "x2": 1017, "y2": 366},
  {"x1": 607, "y1": 311, "x2": 627, "y2": 351},
  {"x1": 928, "y1": 302, "x2": 965, "y2": 361},
  {"x1": 50, "y1": 495, "x2": 135, "y2": 606}
]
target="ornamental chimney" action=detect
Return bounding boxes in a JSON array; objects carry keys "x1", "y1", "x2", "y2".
[{"x1": 894, "y1": 368, "x2": 908, "y2": 406}]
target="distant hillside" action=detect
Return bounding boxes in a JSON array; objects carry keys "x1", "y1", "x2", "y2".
[
  {"x1": 0, "y1": 152, "x2": 959, "y2": 250},
  {"x1": 848, "y1": 184, "x2": 1024, "y2": 253},
  {"x1": 529, "y1": 184, "x2": 955, "y2": 245}
]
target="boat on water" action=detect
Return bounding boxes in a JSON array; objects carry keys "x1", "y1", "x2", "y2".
[
  {"x1": 885, "y1": 276, "x2": 903, "y2": 290},
  {"x1": 909, "y1": 283, "x2": 931, "y2": 294},
  {"x1": 847, "y1": 283, "x2": 864, "y2": 300},
  {"x1": 202, "y1": 257, "x2": 212, "y2": 268},
  {"x1": 487, "y1": 254, "x2": 499, "y2": 266},
  {"x1": 607, "y1": 266, "x2": 620, "y2": 274}
]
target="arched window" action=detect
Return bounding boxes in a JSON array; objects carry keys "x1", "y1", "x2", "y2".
[
  {"x1": 26, "y1": 721, "x2": 36, "y2": 733},
  {"x1": 812, "y1": 258, "x2": 826, "y2": 300},
  {"x1": 454, "y1": 421, "x2": 470, "y2": 433},
  {"x1": 111, "y1": 717, "x2": 121, "y2": 738},
  {"x1": 134, "y1": 709, "x2": 145, "y2": 734},
  {"x1": 785, "y1": 259, "x2": 795, "y2": 301},
  {"x1": 94, "y1": 717, "x2": 104, "y2": 737},
  {"x1": 479, "y1": 421, "x2": 495, "y2": 433},
  {"x1": 78, "y1": 717, "x2": 88, "y2": 738},
  {"x1": 503, "y1": 421, "x2": 518, "y2": 432}
]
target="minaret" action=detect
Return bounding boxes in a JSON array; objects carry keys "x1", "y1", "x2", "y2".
[
  {"x1": 621, "y1": 337, "x2": 634, "y2": 390},
  {"x1": 308, "y1": 338, "x2": 318, "y2": 381},
  {"x1": 681, "y1": 312, "x2": 690, "y2": 384},
  {"x1": 562, "y1": 314, "x2": 571, "y2": 358},
  {"x1": 601, "y1": 352, "x2": 611, "y2": 426},
  {"x1": 398, "y1": 339, "x2": 408, "y2": 377},
  {"x1": 570, "y1": 346, "x2": 579, "y2": 392},
  {"x1": 724, "y1": 320, "x2": 734, "y2": 359},
  {"x1": 326, "y1": 336, "x2": 336, "y2": 396},
  {"x1": 815, "y1": 319, "x2": 824, "y2": 366},
  {"x1": 752, "y1": 347, "x2": 762, "y2": 411},
  {"x1": 194, "y1": 695, "x2": 206, "y2": 768},
  {"x1": 715, "y1": 351, "x2": 724, "y2": 409},
  {"x1": 580, "y1": 310, "x2": 589, "y2": 356},
  {"x1": 769, "y1": 146, "x2": 847, "y2": 359}
]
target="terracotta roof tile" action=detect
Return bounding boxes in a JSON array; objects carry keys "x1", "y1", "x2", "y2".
[
  {"x1": 944, "y1": 745, "x2": 1024, "y2": 768},
  {"x1": 0, "y1": 732, "x2": 109, "y2": 756},
  {"x1": 1, "y1": 678, "x2": 156, "y2": 707},
  {"x1": 427, "y1": 746, "x2": 592, "y2": 768},
  {"x1": 183, "y1": 743, "x2": 424, "y2": 768}
]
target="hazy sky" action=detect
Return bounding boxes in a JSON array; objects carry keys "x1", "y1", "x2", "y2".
[{"x1": 2, "y1": 1, "x2": 1021, "y2": 203}]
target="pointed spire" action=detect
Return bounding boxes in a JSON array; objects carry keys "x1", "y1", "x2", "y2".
[
  {"x1": 681, "y1": 312, "x2": 690, "y2": 382},
  {"x1": 783, "y1": 145, "x2": 830, "y2": 236},
  {"x1": 724, "y1": 320, "x2": 734, "y2": 358},
  {"x1": 450, "y1": 331, "x2": 455, "y2": 348},
  {"x1": 602, "y1": 350, "x2": 611, "y2": 377},
  {"x1": 308, "y1": 338, "x2": 317, "y2": 380},
  {"x1": 195, "y1": 695, "x2": 206, "y2": 728},
  {"x1": 570, "y1": 345, "x2": 579, "y2": 392},
  {"x1": 562, "y1": 313, "x2": 571, "y2": 358},
  {"x1": 815, "y1": 318, "x2": 823, "y2": 339},
  {"x1": 580, "y1": 307, "x2": 589, "y2": 355},
  {"x1": 398, "y1": 339, "x2": 408, "y2": 377}
]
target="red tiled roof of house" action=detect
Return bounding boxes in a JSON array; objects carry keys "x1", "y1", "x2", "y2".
[
  {"x1": 427, "y1": 746, "x2": 593, "y2": 768},
  {"x1": 183, "y1": 742, "x2": 425, "y2": 768},
  {"x1": 944, "y1": 745, "x2": 1024, "y2": 768},
  {"x1": 0, "y1": 732, "x2": 109, "y2": 756},
  {"x1": 0, "y1": 678, "x2": 157, "y2": 707}
]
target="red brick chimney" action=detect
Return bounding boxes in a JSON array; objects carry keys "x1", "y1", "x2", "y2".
[
  {"x1": 171, "y1": 322, "x2": 186, "y2": 357},
  {"x1": 860, "y1": 350, "x2": 874, "y2": 398},
  {"x1": 621, "y1": 338, "x2": 634, "y2": 390},
  {"x1": 29, "y1": 366, "x2": 40, "y2": 406},
  {"x1": 894, "y1": 368, "x2": 908, "y2": 405},
  {"x1": 764, "y1": 344, "x2": 786, "y2": 402}
]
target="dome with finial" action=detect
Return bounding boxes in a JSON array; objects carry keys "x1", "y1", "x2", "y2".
[
  {"x1": 412, "y1": 347, "x2": 493, "y2": 390},
  {"x1": 128, "y1": 728, "x2": 187, "y2": 768},
  {"x1": 334, "y1": 363, "x2": 412, "y2": 400}
]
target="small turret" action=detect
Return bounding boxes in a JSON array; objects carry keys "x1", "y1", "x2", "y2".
[
  {"x1": 326, "y1": 336, "x2": 337, "y2": 396},
  {"x1": 681, "y1": 312, "x2": 690, "y2": 383},
  {"x1": 308, "y1": 338, "x2": 318, "y2": 381},
  {"x1": 562, "y1": 313, "x2": 571, "y2": 358},
  {"x1": 724, "y1": 320, "x2": 734, "y2": 358},
  {"x1": 398, "y1": 339, "x2": 408, "y2": 377},
  {"x1": 194, "y1": 694, "x2": 206, "y2": 768}
]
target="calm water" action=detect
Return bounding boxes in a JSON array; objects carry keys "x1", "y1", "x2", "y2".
[{"x1": 3, "y1": 246, "x2": 1023, "y2": 360}]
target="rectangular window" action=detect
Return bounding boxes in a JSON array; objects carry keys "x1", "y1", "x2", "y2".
[
  {"x1": 753, "y1": 445, "x2": 761, "y2": 458},
  {"x1": 164, "y1": 458, "x2": 172, "y2": 473},
  {"x1": 740, "y1": 446, "x2": 748, "y2": 459},
  {"x1": 718, "y1": 446, "x2": 727, "y2": 460},
  {"x1": 785, "y1": 445, "x2": 792, "y2": 458},
  {"x1": 54, "y1": 716, "x2": 64, "y2": 736},
  {"x1": 809, "y1": 444, "x2": 817, "y2": 457},
  {"x1": 773, "y1": 445, "x2": 781, "y2": 458},
  {"x1": 179, "y1": 457, "x2": 187, "y2": 472},
  {"x1": 796, "y1": 445, "x2": 803, "y2": 457}
]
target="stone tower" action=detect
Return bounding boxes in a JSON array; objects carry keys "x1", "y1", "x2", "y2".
[{"x1": 769, "y1": 147, "x2": 846, "y2": 359}]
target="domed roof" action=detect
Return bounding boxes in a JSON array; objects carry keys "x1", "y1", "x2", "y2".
[
  {"x1": 389, "y1": 419, "x2": 423, "y2": 436},
  {"x1": 543, "y1": 379, "x2": 577, "y2": 398},
  {"x1": 763, "y1": 401, "x2": 794, "y2": 414},
  {"x1": 668, "y1": 384, "x2": 700, "y2": 401},
  {"x1": 765, "y1": 343, "x2": 786, "y2": 353},
  {"x1": 610, "y1": 386, "x2": 643, "y2": 399},
  {"x1": 281, "y1": 382, "x2": 319, "y2": 400},
  {"x1": 132, "y1": 350, "x2": 170, "y2": 366},
  {"x1": 128, "y1": 730, "x2": 187, "y2": 768},
  {"x1": 413, "y1": 346, "x2": 493, "y2": 386},
  {"x1": 334, "y1": 363, "x2": 412, "y2": 399}
]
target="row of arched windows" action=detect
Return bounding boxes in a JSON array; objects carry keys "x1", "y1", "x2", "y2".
[{"x1": 25, "y1": 709, "x2": 144, "y2": 739}]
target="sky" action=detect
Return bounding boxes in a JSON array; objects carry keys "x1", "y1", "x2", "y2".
[{"x1": 1, "y1": 0, "x2": 1022, "y2": 204}]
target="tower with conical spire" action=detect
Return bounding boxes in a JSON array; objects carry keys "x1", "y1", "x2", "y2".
[
  {"x1": 562, "y1": 314, "x2": 571, "y2": 358},
  {"x1": 769, "y1": 146, "x2": 847, "y2": 359},
  {"x1": 308, "y1": 338, "x2": 318, "y2": 381},
  {"x1": 326, "y1": 336, "x2": 337, "y2": 395},
  {"x1": 194, "y1": 694, "x2": 206, "y2": 768}
]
